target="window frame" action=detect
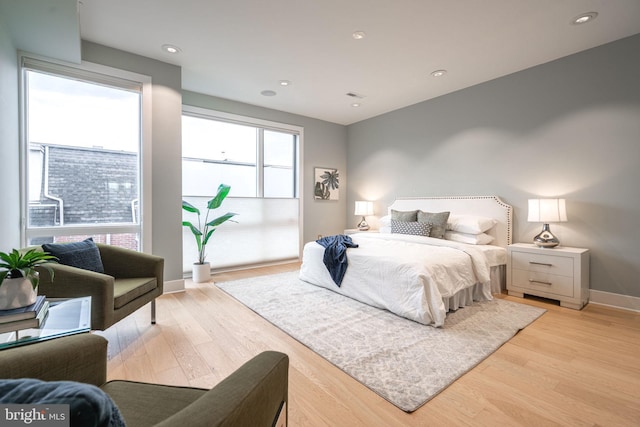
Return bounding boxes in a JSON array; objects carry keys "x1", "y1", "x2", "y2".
[
  {"x1": 181, "y1": 105, "x2": 302, "y2": 199},
  {"x1": 19, "y1": 53, "x2": 153, "y2": 252},
  {"x1": 181, "y1": 105, "x2": 305, "y2": 269}
]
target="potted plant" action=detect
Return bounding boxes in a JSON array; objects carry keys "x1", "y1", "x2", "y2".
[
  {"x1": 182, "y1": 183, "x2": 237, "y2": 283},
  {"x1": 0, "y1": 248, "x2": 57, "y2": 310}
]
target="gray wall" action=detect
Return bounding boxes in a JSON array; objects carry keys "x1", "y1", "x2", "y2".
[
  {"x1": 0, "y1": 19, "x2": 20, "y2": 251},
  {"x1": 81, "y1": 41, "x2": 184, "y2": 282},
  {"x1": 182, "y1": 91, "x2": 348, "y2": 245},
  {"x1": 347, "y1": 34, "x2": 640, "y2": 299}
]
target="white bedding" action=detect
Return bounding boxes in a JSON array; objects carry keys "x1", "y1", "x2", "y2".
[{"x1": 299, "y1": 232, "x2": 506, "y2": 327}]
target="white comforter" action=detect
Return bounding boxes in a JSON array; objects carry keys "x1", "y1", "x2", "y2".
[{"x1": 299, "y1": 233, "x2": 494, "y2": 327}]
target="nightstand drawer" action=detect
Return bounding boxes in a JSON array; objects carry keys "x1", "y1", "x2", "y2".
[
  {"x1": 511, "y1": 269, "x2": 574, "y2": 297},
  {"x1": 511, "y1": 251, "x2": 573, "y2": 276}
]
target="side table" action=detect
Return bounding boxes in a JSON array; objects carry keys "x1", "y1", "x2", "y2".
[
  {"x1": 0, "y1": 297, "x2": 92, "y2": 349},
  {"x1": 507, "y1": 243, "x2": 589, "y2": 309}
]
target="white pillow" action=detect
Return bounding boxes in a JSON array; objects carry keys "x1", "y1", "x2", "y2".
[
  {"x1": 444, "y1": 231, "x2": 494, "y2": 245},
  {"x1": 446, "y1": 215, "x2": 497, "y2": 234},
  {"x1": 379, "y1": 215, "x2": 392, "y2": 227}
]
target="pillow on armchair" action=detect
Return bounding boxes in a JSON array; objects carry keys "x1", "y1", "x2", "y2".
[{"x1": 42, "y1": 238, "x2": 105, "y2": 273}]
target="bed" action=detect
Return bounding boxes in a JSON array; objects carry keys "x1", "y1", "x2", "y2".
[{"x1": 299, "y1": 196, "x2": 513, "y2": 327}]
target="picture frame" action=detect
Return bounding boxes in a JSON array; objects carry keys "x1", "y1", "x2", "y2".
[{"x1": 314, "y1": 167, "x2": 339, "y2": 200}]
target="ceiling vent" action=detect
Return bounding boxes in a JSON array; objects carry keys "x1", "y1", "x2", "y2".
[{"x1": 346, "y1": 92, "x2": 365, "y2": 99}]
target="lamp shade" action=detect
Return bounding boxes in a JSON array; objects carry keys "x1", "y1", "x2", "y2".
[
  {"x1": 528, "y1": 199, "x2": 567, "y2": 223},
  {"x1": 354, "y1": 201, "x2": 374, "y2": 216}
]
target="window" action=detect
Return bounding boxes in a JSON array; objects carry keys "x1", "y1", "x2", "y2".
[
  {"x1": 182, "y1": 106, "x2": 301, "y2": 272},
  {"x1": 21, "y1": 56, "x2": 151, "y2": 251}
]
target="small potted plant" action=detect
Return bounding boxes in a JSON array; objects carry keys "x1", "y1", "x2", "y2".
[
  {"x1": 0, "y1": 248, "x2": 58, "y2": 310},
  {"x1": 182, "y1": 183, "x2": 237, "y2": 283}
]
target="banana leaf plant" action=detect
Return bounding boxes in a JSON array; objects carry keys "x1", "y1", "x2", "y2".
[
  {"x1": 0, "y1": 248, "x2": 58, "y2": 289},
  {"x1": 182, "y1": 183, "x2": 238, "y2": 265}
]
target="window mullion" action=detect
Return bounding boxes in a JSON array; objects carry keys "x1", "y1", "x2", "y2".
[{"x1": 257, "y1": 128, "x2": 265, "y2": 198}]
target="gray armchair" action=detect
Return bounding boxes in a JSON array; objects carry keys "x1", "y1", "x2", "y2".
[
  {"x1": 36, "y1": 243, "x2": 164, "y2": 330},
  {"x1": 0, "y1": 334, "x2": 289, "y2": 427}
]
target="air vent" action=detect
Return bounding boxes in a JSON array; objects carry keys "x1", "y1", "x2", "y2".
[{"x1": 346, "y1": 92, "x2": 365, "y2": 99}]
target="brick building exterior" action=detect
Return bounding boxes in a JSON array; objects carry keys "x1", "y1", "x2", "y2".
[{"x1": 29, "y1": 144, "x2": 139, "y2": 249}]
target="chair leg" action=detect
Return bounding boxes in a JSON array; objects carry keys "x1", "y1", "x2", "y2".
[{"x1": 151, "y1": 299, "x2": 156, "y2": 324}]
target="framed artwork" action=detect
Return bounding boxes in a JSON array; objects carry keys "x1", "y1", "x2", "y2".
[{"x1": 314, "y1": 167, "x2": 339, "y2": 200}]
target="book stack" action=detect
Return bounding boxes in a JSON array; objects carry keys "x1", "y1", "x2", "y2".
[{"x1": 0, "y1": 295, "x2": 49, "y2": 334}]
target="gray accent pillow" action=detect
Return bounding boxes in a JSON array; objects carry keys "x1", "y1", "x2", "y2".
[
  {"x1": 391, "y1": 220, "x2": 432, "y2": 236},
  {"x1": 42, "y1": 238, "x2": 105, "y2": 273},
  {"x1": 391, "y1": 209, "x2": 418, "y2": 222},
  {"x1": 417, "y1": 211, "x2": 450, "y2": 239}
]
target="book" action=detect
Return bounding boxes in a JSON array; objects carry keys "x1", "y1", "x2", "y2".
[
  {"x1": 0, "y1": 300, "x2": 49, "y2": 334},
  {"x1": 0, "y1": 295, "x2": 47, "y2": 323}
]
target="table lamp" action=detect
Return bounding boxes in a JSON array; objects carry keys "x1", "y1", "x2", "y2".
[
  {"x1": 354, "y1": 201, "x2": 374, "y2": 231},
  {"x1": 527, "y1": 198, "x2": 567, "y2": 248}
]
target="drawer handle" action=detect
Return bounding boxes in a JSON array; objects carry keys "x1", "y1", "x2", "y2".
[
  {"x1": 529, "y1": 261, "x2": 553, "y2": 267},
  {"x1": 529, "y1": 279, "x2": 552, "y2": 286}
]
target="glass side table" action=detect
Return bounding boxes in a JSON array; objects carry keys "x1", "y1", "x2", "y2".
[{"x1": 0, "y1": 297, "x2": 91, "y2": 350}]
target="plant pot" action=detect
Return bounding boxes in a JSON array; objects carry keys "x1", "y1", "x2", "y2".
[
  {"x1": 0, "y1": 277, "x2": 38, "y2": 310},
  {"x1": 192, "y1": 262, "x2": 211, "y2": 283}
]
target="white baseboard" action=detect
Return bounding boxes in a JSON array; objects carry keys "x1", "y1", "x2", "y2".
[
  {"x1": 163, "y1": 279, "x2": 185, "y2": 293},
  {"x1": 589, "y1": 290, "x2": 640, "y2": 312}
]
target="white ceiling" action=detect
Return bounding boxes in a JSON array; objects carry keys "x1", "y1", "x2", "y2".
[{"x1": 75, "y1": 1, "x2": 639, "y2": 125}]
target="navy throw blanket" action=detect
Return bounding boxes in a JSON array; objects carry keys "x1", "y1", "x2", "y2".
[
  {"x1": 0, "y1": 379, "x2": 126, "y2": 427},
  {"x1": 316, "y1": 234, "x2": 359, "y2": 287}
]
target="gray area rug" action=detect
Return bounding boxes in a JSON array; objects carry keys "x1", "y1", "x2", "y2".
[{"x1": 217, "y1": 271, "x2": 546, "y2": 412}]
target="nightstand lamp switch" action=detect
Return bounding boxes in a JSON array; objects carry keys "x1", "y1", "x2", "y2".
[
  {"x1": 528, "y1": 198, "x2": 567, "y2": 248},
  {"x1": 354, "y1": 201, "x2": 374, "y2": 231}
]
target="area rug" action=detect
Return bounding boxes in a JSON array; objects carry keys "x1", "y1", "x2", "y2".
[{"x1": 217, "y1": 271, "x2": 546, "y2": 412}]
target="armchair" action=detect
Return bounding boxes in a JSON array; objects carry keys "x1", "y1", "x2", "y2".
[
  {"x1": 0, "y1": 334, "x2": 289, "y2": 427},
  {"x1": 36, "y1": 243, "x2": 164, "y2": 330}
]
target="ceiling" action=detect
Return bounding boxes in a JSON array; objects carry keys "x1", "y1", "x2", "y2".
[{"x1": 7, "y1": 1, "x2": 640, "y2": 125}]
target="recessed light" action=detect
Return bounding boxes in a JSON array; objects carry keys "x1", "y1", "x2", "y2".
[
  {"x1": 261, "y1": 90, "x2": 277, "y2": 97},
  {"x1": 431, "y1": 70, "x2": 447, "y2": 77},
  {"x1": 161, "y1": 44, "x2": 181, "y2": 54},
  {"x1": 352, "y1": 31, "x2": 366, "y2": 40},
  {"x1": 351, "y1": 103, "x2": 361, "y2": 107},
  {"x1": 572, "y1": 12, "x2": 598, "y2": 25},
  {"x1": 279, "y1": 80, "x2": 291, "y2": 86}
]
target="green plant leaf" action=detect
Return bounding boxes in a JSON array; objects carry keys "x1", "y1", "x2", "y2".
[
  {"x1": 207, "y1": 184, "x2": 231, "y2": 210},
  {"x1": 206, "y1": 212, "x2": 237, "y2": 228},
  {"x1": 182, "y1": 200, "x2": 200, "y2": 214},
  {"x1": 182, "y1": 221, "x2": 203, "y2": 236}
]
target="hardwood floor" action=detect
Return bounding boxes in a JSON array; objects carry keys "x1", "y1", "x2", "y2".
[{"x1": 95, "y1": 263, "x2": 640, "y2": 426}]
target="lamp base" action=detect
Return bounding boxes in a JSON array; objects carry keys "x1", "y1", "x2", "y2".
[
  {"x1": 533, "y1": 223, "x2": 560, "y2": 248},
  {"x1": 357, "y1": 217, "x2": 370, "y2": 231}
]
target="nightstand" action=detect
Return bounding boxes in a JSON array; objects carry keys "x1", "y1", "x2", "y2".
[
  {"x1": 507, "y1": 243, "x2": 590, "y2": 309},
  {"x1": 343, "y1": 229, "x2": 378, "y2": 235}
]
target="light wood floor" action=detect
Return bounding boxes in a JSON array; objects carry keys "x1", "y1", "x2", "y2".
[{"x1": 96, "y1": 263, "x2": 640, "y2": 426}]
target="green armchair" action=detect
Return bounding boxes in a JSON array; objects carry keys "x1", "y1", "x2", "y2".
[
  {"x1": 0, "y1": 334, "x2": 289, "y2": 427},
  {"x1": 36, "y1": 243, "x2": 164, "y2": 330}
]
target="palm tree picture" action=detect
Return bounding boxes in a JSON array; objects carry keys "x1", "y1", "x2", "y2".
[{"x1": 314, "y1": 167, "x2": 339, "y2": 200}]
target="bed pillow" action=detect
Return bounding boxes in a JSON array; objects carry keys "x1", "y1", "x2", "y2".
[
  {"x1": 446, "y1": 215, "x2": 497, "y2": 234},
  {"x1": 444, "y1": 231, "x2": 494, "y2": 245},
  {"x1": 379, "y1": 215, "x2": 392, "y2": 227},
  {"x1": 391, "y1": 209, "x2": 418, "y2": 222},
  {"x1": 391, "y1": 220, "x2": 431, "y2": 236},
  {"x1": 417, "y1": 211, "x2": 450, "y2": 239},
  {"x1": 42, "y1": 238, "x2": 104, "y2": 273}
]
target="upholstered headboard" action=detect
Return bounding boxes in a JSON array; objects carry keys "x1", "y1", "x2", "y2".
[{"x1": 387, "y1": 195, "x2": 513, "y2": 247}]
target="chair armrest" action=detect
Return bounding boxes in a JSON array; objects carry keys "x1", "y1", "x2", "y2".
[
  {"x1": 98, "y1": 244, "x2": 164, "y2": 289},
  {"x1": 155, "y1": 351, "x2": 289, "y2": 427},
  {"x1": 0, "y1": 334, "x2": 108, "y2": 386}
]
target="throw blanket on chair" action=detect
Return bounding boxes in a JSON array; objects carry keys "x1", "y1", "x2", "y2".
[{"x1": 315, "y1": 234, "x2": 358, "y2": 286}]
